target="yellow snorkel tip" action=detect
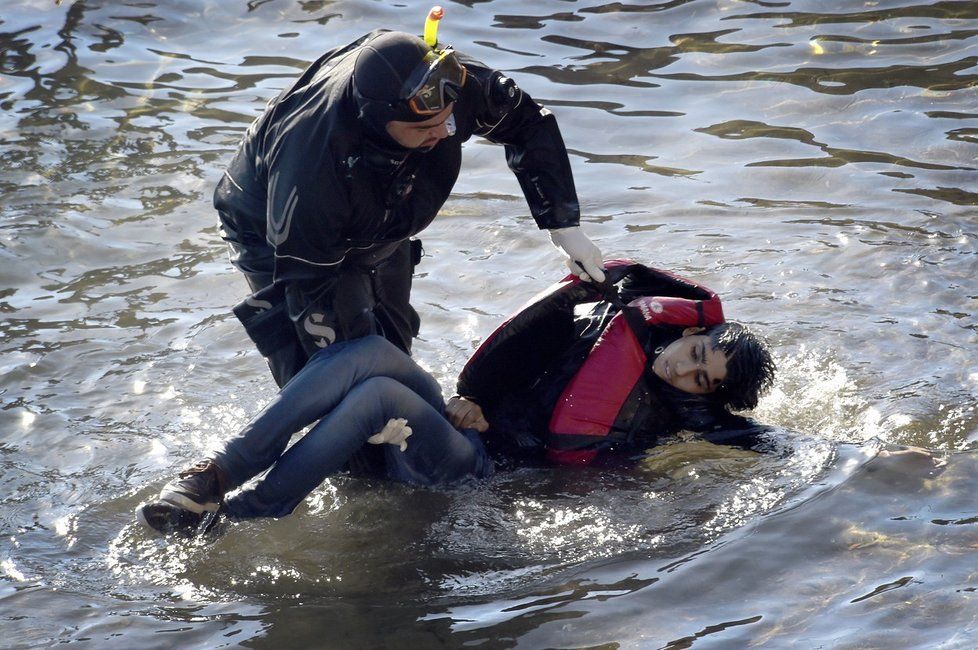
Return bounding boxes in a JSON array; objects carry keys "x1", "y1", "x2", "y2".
[{"x1": 424, "y1": 6, "x2": 444, "y2": 48}]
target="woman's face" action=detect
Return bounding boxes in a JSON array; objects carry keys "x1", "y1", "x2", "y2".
[{"x1": 651, "y1": 328, "x2": 729, "y2": 395}]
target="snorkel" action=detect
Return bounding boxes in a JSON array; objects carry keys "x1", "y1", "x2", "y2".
[
  {"x1": 404, "y1": 5, "x2": 460, "y2": 136},
  {"x1": 424, "y1": 5, "x2": 444, "y2": 48},
  {"x1": 402, "y1": 6, "x2": 465, "y2": 117}
]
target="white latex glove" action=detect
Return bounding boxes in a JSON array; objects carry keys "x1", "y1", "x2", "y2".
[
  {"x1": 367, "y1": 417, "x2": 412, "y2": 452},
  {"x1": 548, "y1": 226, "x2": 606, "y2": 283}
]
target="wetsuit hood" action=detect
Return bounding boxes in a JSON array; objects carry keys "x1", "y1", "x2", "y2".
[{"x1": 353, "y1": 31, "x2": 434, "y2": 153}]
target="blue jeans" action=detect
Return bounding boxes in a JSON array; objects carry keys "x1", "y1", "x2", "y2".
[{"x1": 214, "y1": 336, "x2": 492, "y2": 518}]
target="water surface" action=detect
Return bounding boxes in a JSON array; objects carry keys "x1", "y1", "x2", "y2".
[{"x1": 1, "y1": 0, "x2": 976, "y2": 646}]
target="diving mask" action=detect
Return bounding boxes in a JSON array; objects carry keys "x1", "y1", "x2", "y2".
[{"x1": 399, "y1": 47, "x2": 467, "y2": 115}]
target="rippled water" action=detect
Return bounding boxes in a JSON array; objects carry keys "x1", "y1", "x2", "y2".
[{"x1": 2, "y1": 0, "x2": 976, "y2": 646}]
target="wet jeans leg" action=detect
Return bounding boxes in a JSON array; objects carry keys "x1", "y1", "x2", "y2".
[
  {"x1": 223, "y1": 375, "x2": 491, "y2": 519},
  {"x1": 213, "y1": 336, "x2": 448, "y2": 491}
]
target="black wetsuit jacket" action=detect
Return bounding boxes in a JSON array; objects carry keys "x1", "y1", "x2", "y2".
[{"x1": 214, "y1": 30, "x2": 580, "y2": 357}]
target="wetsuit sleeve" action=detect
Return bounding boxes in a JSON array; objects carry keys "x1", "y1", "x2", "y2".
[
  {"x1": 697, "y1": 414, "x2": 779, "y2": 453},
  {"x1": 262, "y1": 124, "x2": 353, "y2": 354},
  {"x1": 456, "y1": 53, "x2": 580, "y2": 230}
]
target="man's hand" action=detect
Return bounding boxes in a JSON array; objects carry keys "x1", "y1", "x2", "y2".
[
  {"x1": 368, "y1": 417, "x2": 413, "y2": 451},
  {"x1": 445, "y1": 396, "x2": 489, "y2": 433},
  {"x1": 549, "y1": 226, "x2": 605, "y2": 283}
]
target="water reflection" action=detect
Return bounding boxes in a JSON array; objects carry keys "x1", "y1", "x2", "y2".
[
  {"x1": 697, "y1": 118, "x2": 976, "y2": 172},
  {"x1": 1, "y1": 0, "x2": 977, "y2": 646}
]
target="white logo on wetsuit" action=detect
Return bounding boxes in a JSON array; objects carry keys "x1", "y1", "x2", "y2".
[
  {"x1": 267, "y1": 172, "x2": 298, "y2": 247},
  {"x1": 245, "y1": 296, "x2": 273, "y2": 312},
  {"x1": 303, "y1": 312, "x2": 336, "y2": 348}
]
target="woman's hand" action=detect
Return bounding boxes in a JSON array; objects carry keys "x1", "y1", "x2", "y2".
[{"x1": 446, "y1": 396, "x2": 489, "y2": 432}]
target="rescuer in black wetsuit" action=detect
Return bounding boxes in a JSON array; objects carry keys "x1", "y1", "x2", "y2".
[{"x1": 214, "y1": 29, "x2": 604, "y2": 386}]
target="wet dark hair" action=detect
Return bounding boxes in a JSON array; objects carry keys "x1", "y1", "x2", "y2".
[{"x1": 706, "y1": 321, "x2": 776, "y2": 411}]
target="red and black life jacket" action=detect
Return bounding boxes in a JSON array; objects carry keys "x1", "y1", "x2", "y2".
[{"x1": 458, "y1": 260, "x2": 725, "y2": 465}]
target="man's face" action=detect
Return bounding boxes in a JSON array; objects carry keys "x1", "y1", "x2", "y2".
[
  {"x1": 385, "y1": 103, "x2": 455, "y2": 151},
  {"x1": 651, "y1": 328, "x2": 729, "y2": 395}
]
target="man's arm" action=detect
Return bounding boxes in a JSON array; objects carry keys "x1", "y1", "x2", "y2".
[
  {"x1": 263, "y1": 131, "x2": 354, "y2": 354},
  {"x1": 457, "y1": 54, "x2": 605, "y2": 281},
  {"x1": 685, "y1": 408, "x2": 784, "y2": 454}
]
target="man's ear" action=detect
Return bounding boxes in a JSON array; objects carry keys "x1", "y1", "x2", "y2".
[{"x1": 681, "y1": 326, "x2": 705, "y2": 337}]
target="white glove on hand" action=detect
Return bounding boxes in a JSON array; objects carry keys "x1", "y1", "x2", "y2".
[
  {"x1": 368, "y1": 417, "x2": 412, "y2": 452},
  {"x1": 549, "y1": 226, "x2": 605, "y2": 283}
]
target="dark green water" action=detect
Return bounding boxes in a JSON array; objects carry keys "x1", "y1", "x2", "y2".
[{"x1": 1, "y1": 0, "x2": 976, "y2": 647}]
